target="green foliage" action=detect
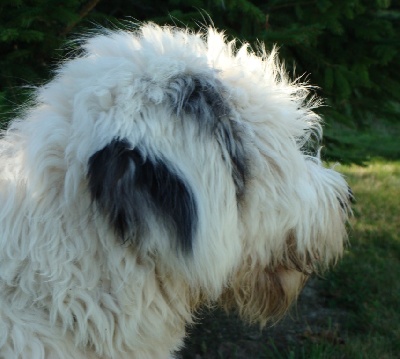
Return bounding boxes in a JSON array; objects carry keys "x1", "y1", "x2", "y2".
[
  {"x1": 0, "y1": 1, "x2": 75, "y2": 116},
  {"x1": 323, "y1": 121, "x2": 400, "y2": 163},
  {"x1": 1, "y1": 0, "x2": 399, "y2": 162},
  {"x1": 253, "y1": 1, "x2": 400, "y2": 160}
]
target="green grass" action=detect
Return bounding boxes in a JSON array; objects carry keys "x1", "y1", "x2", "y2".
[{"x1": 295, "y1": 160, "x2": 400, "y2": 359}]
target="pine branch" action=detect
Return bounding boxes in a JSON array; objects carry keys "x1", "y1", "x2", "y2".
[
  {"x1": 269, "y1": 1, "x2": 315, "y2": 10},
  {"x1": 60, "y1": 0, "x2": 101, "y2": 36}
]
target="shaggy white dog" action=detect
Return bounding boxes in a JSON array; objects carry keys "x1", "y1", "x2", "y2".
[{"x1": 0, "y1": 23, "x2": 351, "y2": 358}]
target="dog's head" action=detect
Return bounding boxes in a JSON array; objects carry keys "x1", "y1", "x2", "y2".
[{"x1": 37, "y1": 23, "x2": 351, "y2": 324}]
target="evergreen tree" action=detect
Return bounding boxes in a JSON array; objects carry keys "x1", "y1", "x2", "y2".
[
  {"x1": 253, "y1": 0, "x2": 400, "y2": 160},
  {"x1": 0, "y1": 0, "x2": 103, "y2": 116},
  {"x1": 1, "y1": 0, "x2": 399, "y2": 161}
]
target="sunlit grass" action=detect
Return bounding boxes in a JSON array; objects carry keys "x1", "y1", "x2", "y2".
[
  {"x1": 302, "y1": 160, "x2": 400, "y2": 358},
  {"x1": 341, "y1": 160, "x2": 400, "y2": 238}
]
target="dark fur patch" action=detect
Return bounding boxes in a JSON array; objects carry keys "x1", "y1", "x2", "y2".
[
  {"x1": 338, "y1": 186, "x2": 354, "y2": 212},
  {"x1": 167, "y1": 75, "x2": 229, "y2": 123},
  {"x1": 216, "y1": 117, "x2": 248, "y2": 197},
  {"x1": 167, "y1": 75, "x2": 248, "y2": 197},
  {"x1": 88, "y1": 139, "x2": 197, "y2": 252}
]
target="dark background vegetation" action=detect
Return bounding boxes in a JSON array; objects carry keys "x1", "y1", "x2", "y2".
[
  {"x1": 1, "y1": 2, "x2": 399, "y2": 358},
  {"x1": 1, "y1": 0, "x2": 399, "y2": 162}
]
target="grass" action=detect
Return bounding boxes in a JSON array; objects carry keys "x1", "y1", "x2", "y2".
[{"x1": 293, "y1": 160, "x2": 400, "y2": 359}]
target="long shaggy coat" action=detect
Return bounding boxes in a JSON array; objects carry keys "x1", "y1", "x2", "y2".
[{"x1": 0, "y1": 23, "x2": 351, "y2": 358}]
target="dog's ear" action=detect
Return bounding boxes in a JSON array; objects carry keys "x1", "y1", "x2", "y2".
[{"x1": 87, "y1": 139, "x2": 197, "y2": 252}]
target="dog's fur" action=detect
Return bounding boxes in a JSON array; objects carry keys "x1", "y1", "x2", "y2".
[{"x1": 0, "y1": 23, "x2": 351, "y2": 358}]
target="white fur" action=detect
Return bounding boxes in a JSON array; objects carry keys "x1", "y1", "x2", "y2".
[{"x1": 0, "y1": 23, "x2": 350, "y2": 358}]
